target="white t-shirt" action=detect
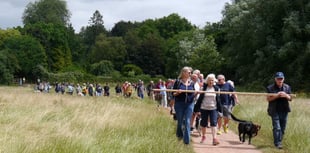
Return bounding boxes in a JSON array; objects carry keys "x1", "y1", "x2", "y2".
[{"x1": 200, "y1": 86, "x2": 217, "y2": 110}]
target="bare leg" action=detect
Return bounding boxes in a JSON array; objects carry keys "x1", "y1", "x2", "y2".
[
  {"x1": 190, "y1": 113, "x2": 197, "y2": 130},
  {"x1": 224, "y1": 117, "x2": 229, "y2": 133},
  {"x1": 217, "y1": 117, "x2": 222, "y2": 134}
]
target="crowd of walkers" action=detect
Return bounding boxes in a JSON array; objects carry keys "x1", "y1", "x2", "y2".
[
  {"x1": 34, "y1": 82, "x2": 112, "y2": 97},
  {"x1": 33, "y1": 68, "x2": 292, "y2": 149},
  {"x1": 33, "y1": 67, "x2": 238, "y2": 146},
  {"x1": 167, "y1": 66, "x2": 239, "y2": 146}
]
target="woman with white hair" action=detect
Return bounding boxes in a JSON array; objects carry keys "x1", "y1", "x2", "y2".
[{"x1": 194, "y1": 73, "x2": 220, "y2": 145}]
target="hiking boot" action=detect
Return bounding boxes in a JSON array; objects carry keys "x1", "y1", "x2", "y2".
[
  {"x1": 217, "y1": 130, "x2": 222, "y2": 135},
  {"x1": 200, "y1": 136, "x2": 206, "y2": 143},
  {"x1": 213, "y1": 138, "x2": 220, "y2": 145}
]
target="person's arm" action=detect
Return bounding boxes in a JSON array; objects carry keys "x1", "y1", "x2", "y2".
[
  {"x1": 267, "y1": 94, "x2": 279, "y2": 102},
  {"x1": 267, "y1": 92, "x2": 291, "y2": 101}
]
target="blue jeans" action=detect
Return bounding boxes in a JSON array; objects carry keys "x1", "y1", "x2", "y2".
[
  {"x1": 174, "y1": 101, "x2": 194, "y2": 144},
  {"x1": 138, "y1": 92, "x2": 144, "y2": 99},
  {"x1": 271, "y1": 112, "x2": 288, "y2": 146}
]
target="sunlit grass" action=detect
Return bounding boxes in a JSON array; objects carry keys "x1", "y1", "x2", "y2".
[
  {"x1": 1, "y1": 87, "x2": 308, "y2": 153},
  {"x1": 0, "y1": 87, "x2": 194, "y2": 153},
  {"x1": 230, "y1": 96, "x2": 310, "y2": 153}
]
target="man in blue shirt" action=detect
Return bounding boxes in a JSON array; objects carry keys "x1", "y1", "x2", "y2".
[
  {"x1": 267, "y1": 72, "x2": 292, "y2": 149},
  {"x1": 216, "y1": 74, "x2": 238, "y2": 134}
]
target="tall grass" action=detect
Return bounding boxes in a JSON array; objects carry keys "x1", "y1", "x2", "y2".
[
  {"x1": 230, "y1": 96, "x2": 310, "y2": 153},
  {"x1": 0, "y1": 87, "x2": 194, "y2": 153}
]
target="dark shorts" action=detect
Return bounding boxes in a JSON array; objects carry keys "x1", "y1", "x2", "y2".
[
  {"x1": 200, "y1": 109, "x2": 218, "y2": 127},
  {"x1": 218, "y1": 105, "x2": 232, "y2": 118}
]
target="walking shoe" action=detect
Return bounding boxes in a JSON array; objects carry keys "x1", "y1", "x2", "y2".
[
  {"x1": 213, "y1": 138, "x2": 220, "y2": 145},
  {"x1": 217, "y1": 130, "x2": 222, "y2": 135},
  {"x1": 223, "y1": 126, "x2": 228, "y2": 133},
  {"x1": 276, "y1": 144, "x2": 283, "y2": 149},
  {"x1": 200, "y1": 136, "x2": 206, "y2": 143}
]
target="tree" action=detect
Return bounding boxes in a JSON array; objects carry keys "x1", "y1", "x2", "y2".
[
  {"x1": 155, "y1": 13, "x2": 194, "y2": 39},
  {"x1": 90, "y1": 60, "x2": 114, "y2": 76},
  {"x1": 23, "y1": 23, "x2": 72, "y2": 72},
  {"x1": 110, "y1": 21, "x2": 139, "y2": 37},
  {"x1": 123, "y1": 22, "x2": 165, "y2": 76},
  {"x1": 0, "y1": 29, "x2": 21, "y2": 49},
  {"x1": 4, "y1": 35, "x2": 47, "y2": 79},
  {"x1": 22, "y1": 0, "x2": 71, "y2": 26},
  {"x1": 90, "y1": 34, "x2": 127, "y2": 71},
  {"x1": 220, "y1": 0, "x2": 310, "y2": 91},
  {"x1": 121, "y1": 64, "x2": 143, "y2": 77},
  {"x1": 166, "y1": 29, "x2": 221, "y2": 76},
  {"x1": 0, "y1": 50, "x2": 19, "y2": 84},
  {"x1": 79, "y1": 10, "x2": 107, "y2": 64}
]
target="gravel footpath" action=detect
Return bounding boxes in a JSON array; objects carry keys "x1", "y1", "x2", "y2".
[{"x1": 191, "y1": 129, "x2": 263, "y2": 153}]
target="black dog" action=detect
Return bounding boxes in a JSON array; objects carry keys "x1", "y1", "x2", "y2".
[{"x1": 231, "y1": 114, "x2": 261, "y2": 144}]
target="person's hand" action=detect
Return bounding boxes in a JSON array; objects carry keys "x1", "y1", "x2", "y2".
[
  {"x1": 174, "y1": 89, "x2": 182, "y2": 96},
  {"x1": 278, "y1": 91, "x2": 291, "y2": 100},
  {"x1": 235, "y1": 99, "x2": 240, "y2": 105}
]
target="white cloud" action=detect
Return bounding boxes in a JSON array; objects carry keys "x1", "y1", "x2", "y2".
[{"x1": 0, "y1": 0, "x2": 231, "y2": 32}]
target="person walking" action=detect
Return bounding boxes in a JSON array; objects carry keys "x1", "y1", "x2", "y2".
[
  {"x1": 160, "y1": 81, "x2": 167, "y2": 108},
  {"x1": 195, "y1": 74, "x2": 220, "y2": 145},
  {"x1": 266, "y1": 72, "x2": 292, "y2": 149},
  {"x1": 216, "y1": 74, "x2": 238, "y2": 134},
  {"x1": 173, "y1": 66, "x2": 196, "y2": 145}
]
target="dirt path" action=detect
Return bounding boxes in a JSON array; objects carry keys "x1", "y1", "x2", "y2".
[{"x1": 191, "y1": 129, "x2": 262, "y2": 153}]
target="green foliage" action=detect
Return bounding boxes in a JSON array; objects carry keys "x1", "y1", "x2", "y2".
[
  {"x1": 22, "y1": 0, "x2": 71, "y2": 26},
  {"x1": 0, "y1": 29, "x2": 21, "y2": 48},
  {"x1": 60, "y1": 65, "x2": 86, "y2": 74},
  {"x1": 0, "y1": 50, "x2": 20, "y2": 84},
  {"x1": 124, "y1": 23, "x2": 165, "y2": 76},
  {"x1": 32, "y1": 65, "x2": 49, "y2": 81},
  {"x1": 79, "y1": 10, "x2": 107, "y2": 63},
  {"x1": 90, "y1": 34, "x2": 126, "y2": 70},
  {"x1": 4, "y1": 35, "x2": 48, "y2": 78},
  {"x1": 155, "y1": 13, "x2": 194, "y2": 39},
  {"x1": 24, "y1": 23, "x2": 72, "y2": 72},
  {"x1": 220, "y1": 0, "x2": 310, "y2": 91},
  {"x1": 1, "y1": 0, "x2": 308, "y2": 93},
  {"x1": 121, "y1": 64, "x2": 143, "y2": 77},
  {"x1": 90, "y1": 60, "x2": 114, "y2": 76},
  {"x1": 110, "y1": 21, "x2": 139, "y2": 37},
  {"x1": 165, "y1": 29, "x2": 222, "y2": 77}
]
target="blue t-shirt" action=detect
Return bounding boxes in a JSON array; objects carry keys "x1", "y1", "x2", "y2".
[{"x1": 217, "y1": 83, "x2": 234, "y2": 105}]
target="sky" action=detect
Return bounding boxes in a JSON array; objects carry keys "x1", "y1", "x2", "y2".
[{"x1": 0, "y1": 0, "x2": 231, "y2": 32}]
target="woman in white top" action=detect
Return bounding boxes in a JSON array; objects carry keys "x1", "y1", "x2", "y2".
[{"x1": 195, "y1": 74, "x2": 220, "y2": 145}]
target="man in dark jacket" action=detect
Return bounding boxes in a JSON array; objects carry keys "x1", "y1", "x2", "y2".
[{"x1": 266, "y1": 72, "x2": 292, "y2": 149}]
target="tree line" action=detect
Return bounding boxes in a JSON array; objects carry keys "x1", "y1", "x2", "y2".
[{"x1": 0, "y1": 0, "x2": 309, "y2": 92}]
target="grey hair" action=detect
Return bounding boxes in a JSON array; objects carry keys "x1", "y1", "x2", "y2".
[{"x1": 217, "y1": 74, "x2": 225, "y2": 80}]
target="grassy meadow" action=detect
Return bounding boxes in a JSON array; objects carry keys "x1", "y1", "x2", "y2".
[
  {"x1": 0, "y1": 86, "x2": 309, "y2": 153},
  {"x1": 230, "y1": 96, "x2": 310, "y2": 153},
  {"x1": 0, "y1": 87, "x2": 194, "y2": 153}
]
